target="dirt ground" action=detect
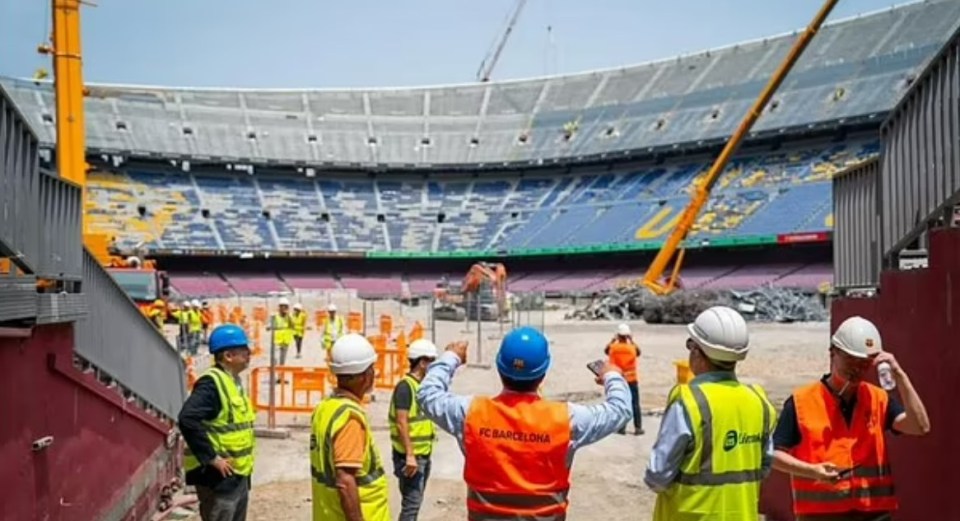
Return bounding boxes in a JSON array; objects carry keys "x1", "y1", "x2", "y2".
[{"x1": 181, "y1": 295, "x2": 833, "y2": 520}]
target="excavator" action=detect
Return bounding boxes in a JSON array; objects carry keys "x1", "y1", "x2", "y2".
[
  {"x1": 434, "y1": 262, "x2": 509, "y2": 321},
  {"x1": 640, "y1": 0, "x2": 838, "y2": 296}
]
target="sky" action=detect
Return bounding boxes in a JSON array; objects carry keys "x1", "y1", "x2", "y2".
[{"x1": 1, "y1": 0, "x2": 902, "y2": 89}]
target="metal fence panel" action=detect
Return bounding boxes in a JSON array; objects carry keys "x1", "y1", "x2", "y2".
[
  {"x1": 880, "y1": 26, "x2": 960, "y2": 262},
  {"x1": 75, "y1": 249, "x2": 186, "y2": 418},
  {"x1": 0, "y1": 275, "x2": 37, "y2": 322},
  {"x1": 0, "y1": 83, "x2": 41, "y2": 274},
  {"x1": 833, "y1": 158, "x2": 881, "y2": 289},
  {"x1": 38, "y1": 172, "x2": 83, "y2": 280}
]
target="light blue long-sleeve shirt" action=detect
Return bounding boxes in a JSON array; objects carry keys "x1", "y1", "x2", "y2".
[
  {"x1": 644, "y1": 371, "x2": 775, "y2": 492},
  {"x1": 417, "y1": 352, "x2": 631, "y2": 464}
]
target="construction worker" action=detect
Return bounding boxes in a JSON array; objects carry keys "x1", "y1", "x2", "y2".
[
  {"x1": 271, "y1": 297, "x2": 295, "y2": 367},
  {"x1": 147, "y1": 299, "x2": 167, "y2": 329},
  {"x1": 323, "y1": 303, "x2": 346, "y2": 352},
  {"x1": 177, "y1": 301, "x2": 192, "y2": 353},
  {"x1": 201, "y1": 301, "x2": 214, "y2": 342},
  {"x1": 606, "y1": 323, "x2": 643, "y2": 435},
  {"x1": 772, "y1": 316, "x2": 931, "y2": 521},
  {"x1": 309, "y1": 334, "x2": 390, "y2": 521},
  {"x1": 388, "y1": 339, "x2": 438, "y2": 521},
  {"x1": 418, "y1": 327, "x2": 631, "y2": 520},
  {"x1": 292, "y1": 303, "x2": 308, "y2": 359},
  {"x1": 188, "y1": 299, "x2": 204, "y2": 355},
  {"x1": 178, "y1": 324, "x2": 256, "y2": 521},
  {"x1": 645, "y1": 306, "x2": 776, "y2": 521}
]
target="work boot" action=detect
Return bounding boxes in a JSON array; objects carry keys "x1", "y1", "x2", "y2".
[{"x1": 634, "y1": 428, "x2": 645, "y2": 436}]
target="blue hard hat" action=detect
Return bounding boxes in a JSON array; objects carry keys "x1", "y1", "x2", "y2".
[
  {"x1": 208, "y1": 324, "x2": 249, "y2": 354},
  {"x1": 496, "y1": 327, "x2": 550, "y2": 381}
]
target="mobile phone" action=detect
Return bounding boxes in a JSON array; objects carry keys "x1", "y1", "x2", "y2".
[
  {"x1": 837, "y1": 465, "x2": 859, "y2": 479},
  {"x1": 586, "y1": 359, "x2": 606, "y2": 376}
]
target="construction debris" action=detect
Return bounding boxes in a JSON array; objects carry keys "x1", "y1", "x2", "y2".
[{"x1": 565, "y1": 285, "x2": 827, "y2": 324}]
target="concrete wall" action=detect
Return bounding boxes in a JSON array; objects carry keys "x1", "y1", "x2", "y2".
[
  {"x1": 760, "y1": 227, "x2": 960, "y2": 520},
  {"x1": 0, "y1": 324, "x2": 179, "y2": 521}
]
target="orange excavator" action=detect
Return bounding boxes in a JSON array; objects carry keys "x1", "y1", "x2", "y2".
[{"x1": 434, "y1": 262, "x2": 509, "y2": 321}]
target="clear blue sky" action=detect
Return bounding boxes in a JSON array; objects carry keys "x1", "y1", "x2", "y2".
[{"x1": 1, "y1": 0, "x2": 900, "y2": 89}]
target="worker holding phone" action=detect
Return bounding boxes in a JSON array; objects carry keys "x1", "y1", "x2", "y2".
[
  {"x1": 418, "y1": 327, "x2": 631, "y2": 520},
  {"x1": 772, "y1": 316, "x2": 931, "y2": 521}
]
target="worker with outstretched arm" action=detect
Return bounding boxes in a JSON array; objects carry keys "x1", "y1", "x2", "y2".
[
  {"x1": 310, "y1": 334, "x2": 390, "y2": 521},
  {"x1": 418, "y1": 327, "x2": 631, "y2": 520},
  {"x1": 645, "y1": 306, "x2": 776, "y2": 521},
  {"x1": 388, "y1": 339, "x2": 439, "y2": 521},
  {"x1": 772, "y1": 316, "x2": 930, "y2": 521},
  {"x1": 178, "y1": 324, "x2": 256, "y2": 521},
  {"x1": 606, "y1": 323, "x2": 644, "y2": 435}
]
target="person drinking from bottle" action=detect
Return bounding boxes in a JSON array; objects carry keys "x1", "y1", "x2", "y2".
[{"x1": 772, "y1": 316, "x2": 931, "y2": 521}]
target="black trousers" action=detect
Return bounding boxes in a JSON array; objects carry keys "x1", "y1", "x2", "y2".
[{"x1": 619, "y1": 381, "x2": 642, "y2": 433}]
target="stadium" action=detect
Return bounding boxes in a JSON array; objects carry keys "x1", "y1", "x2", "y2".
[
  {"x1": 5, "y1": 0, "x2": 957, "y2": 299},
  {"x1": 3, "y1": 0, "x2": 960, "y2": 519}
]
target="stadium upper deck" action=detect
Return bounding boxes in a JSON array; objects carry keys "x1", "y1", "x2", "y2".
[{"x1": 2, "y1": 0, "x2": 958, "y2": 168}]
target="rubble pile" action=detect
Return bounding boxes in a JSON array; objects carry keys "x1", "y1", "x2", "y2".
[{"x1": 566, "y1": 285, "x2": 827, "y2": 324}]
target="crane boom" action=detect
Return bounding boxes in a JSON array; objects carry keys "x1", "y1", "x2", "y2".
[
  {"x1": 476, "y1": 0, "x2": 527, "y2": 83},
  {"x1": 641, "y1": 0, "x2": 839, "y2": 295}
]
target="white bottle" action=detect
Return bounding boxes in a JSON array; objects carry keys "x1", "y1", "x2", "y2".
[{"x1": 877, "y1": 361, "x2": 896, "y2": 391}]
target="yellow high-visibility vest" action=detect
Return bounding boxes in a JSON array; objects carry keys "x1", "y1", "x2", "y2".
[
  {"x1": 273, "y1": 314, "x2": 294, "y2": 347},
  {"x1": 292, "y1": 311, "x2": 308, "y2": 337},
  {"x1": 183, "y1": 367, "x2": 256, "y2": 477},
  {"x1": 653, "y1": 378, "x2": 776, "y2": 521},
  {"x1": 323, "y1": 316, "x2": 345, "y2": 350},
  {"x1": 310, "y1": 396, "x2": 390, "y2": 521},
  {"x1": 388, "y1": 375, "x2": 436, "y2": 456}
]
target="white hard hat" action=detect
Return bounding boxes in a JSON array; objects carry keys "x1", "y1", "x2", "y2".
[
  {"x1": 183, "y1": 300, "x2": 194, "y2": 307},
  {"x1": 293, "y1": 303, "x2": 303, "y2": 310},
  {"x1": 329, "y1": 334, "x2": 377, "y2": 375},
  {"x1": 831, "y1": 316, "x2": 882, "y2": 359},
  {"x1": 617, "y1": 323, "x2": 632, "y2": 336},
  {"x1": 687, "y1": 306, "x2": 750, "y2": 362},
  {"x1": 191, "y1": 299, "x2": 201, "y2": 307},
  {"x1": 278, "y1": 297, "x2": 290, "y2": 307},
  {"x1": 328, "y1": 303, "x2": 337, "y2": 312},
  {"x1": 408, "y1": 339, "x2": 438, "y2": 360}
]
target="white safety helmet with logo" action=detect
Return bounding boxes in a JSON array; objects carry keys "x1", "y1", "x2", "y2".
[
  {"x1": 329, "y1": 334, "x2": 378, "y2": 375},
  {"x1": 191, "y1": 299, "x2": 201, "y2": 308},
  {"x1": 278, "y1": 297, "x2": 290, "y2": 307},
  {"x1": 831, "y1": 316, "x2": 882, "y2": 358},
  {"x1": 617, "y1": 323, "x2": 632, "y2": 336},
  {"x1": 328, "y1": 303, "x2": 337, "y2": 312},
  {"x1": 687, "y1": 306, "x2": 750, "y2": 362},
  {"x1": 293, "y1": 303, "x2": 303, "y2": 311},
  {"x1": 408, "y1": 339, "x2": 438, "y2": 360}
]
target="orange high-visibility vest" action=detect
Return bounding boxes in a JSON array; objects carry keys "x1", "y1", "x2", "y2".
[
  {"x1": 790, "y1": 381, "x2": 898, "y2": 515},
  {"x1": 608, "y1": 341, "x2": 638, "y2": 383},
  {"x1": 463, "y1": 394, "x2": 571, "y2": 520}
]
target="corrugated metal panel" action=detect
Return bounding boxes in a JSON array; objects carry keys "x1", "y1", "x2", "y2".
[
  {"x1": 0, "y1": 276, "x2": 37, "y2": 322},
  {"x1": 36, "y1": 292, "x2": 87, "y2": 324},
  {"x1": 74, "y1": 250, "x2": 186, "y2": 417},
  {"x1": 833, "y1": 158, "x2": 881, "y2": 289},
  {"x1": 879, "y1": 24, "x2": 960, "y2": 262},
  {"x1": 0, "y1": 83, "x2": 41, "y2": 274},
  {"x1": 37, "y1": 173, "x2": 83, "y2": 280}
]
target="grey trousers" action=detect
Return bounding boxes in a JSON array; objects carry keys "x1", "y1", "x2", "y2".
[
  {"x1": 196, "y1": 479, "x2": 249, "y2": 521},
  {"x1": 392, "y1": 451, "x2": 431, "y2": 521}
]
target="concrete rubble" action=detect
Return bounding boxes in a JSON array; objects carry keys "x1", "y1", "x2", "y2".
[{"x1": 565, "y1": 285, "x2": 827, "y2": 324}]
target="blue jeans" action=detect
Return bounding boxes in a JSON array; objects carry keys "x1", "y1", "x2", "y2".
[{"x1": 392, "y1": 451, "x2": 431, "y2": 521}]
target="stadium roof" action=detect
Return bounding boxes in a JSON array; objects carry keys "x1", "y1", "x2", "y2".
[{"x1": 3, "y1": 0, "x2": 958, "y2": 169}]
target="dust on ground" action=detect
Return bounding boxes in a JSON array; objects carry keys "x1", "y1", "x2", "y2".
[{"x1": 181, "y1": 296, "x2": 832, "y2": 520}]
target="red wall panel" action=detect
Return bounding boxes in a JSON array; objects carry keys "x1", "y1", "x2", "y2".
[
  {"x1": 761, "y1": 228, "x2": 960, "y2": 520},
  {"x1": 0, "y1": 324, "x2": 177, "y2": 521}
]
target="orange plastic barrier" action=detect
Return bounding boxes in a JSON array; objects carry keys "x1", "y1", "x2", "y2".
[
  {"x1": 371, "y1": 333, "x2": 408, "y2": 390},
  {"x1": 253, "y1": 306, "x2": 268, "y2": 323},
  {"x1": 315, "y1": 310, "x2": 328, "y2": 328},
  {"x1": 380, "y1": 314, "x2": 393, "y2": 337},
  {"x1": 249, "y1": 366, "x2": 330, "y2": 413},
  {"x1": 347, "y1": 312, "x2": 363, "y2": 333},
  {"x1": 185, "y1": 356, "x2": 198, "y2": 390}
]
